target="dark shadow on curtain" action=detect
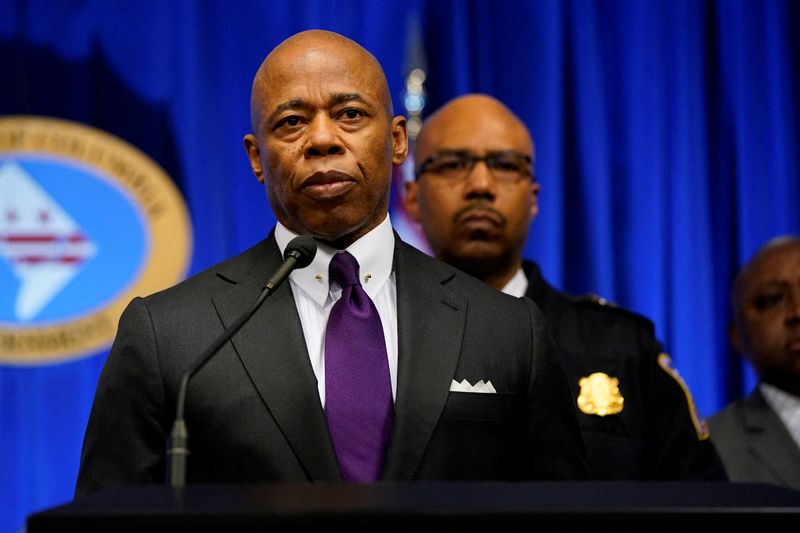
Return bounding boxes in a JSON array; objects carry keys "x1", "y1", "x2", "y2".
[
  {"x1": 557, "y1": 15, "x2": 594, "y2": 298},
  {"x1": 700, "y1": 2, "x2": 742, "y2": 405},
  {"x1": 0, "y1": 39, "x2": 186, "y2": 192}
]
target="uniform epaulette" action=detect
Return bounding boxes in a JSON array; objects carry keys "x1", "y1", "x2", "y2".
[
  {"x1": 573, "y1": 292, "x2": 655, "y2": 331},
  {"x1": 581, "y1": 292, "x2": 618, "y2": 308}
]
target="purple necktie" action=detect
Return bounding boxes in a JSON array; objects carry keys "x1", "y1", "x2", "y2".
[{"x1": 325, "y1": 251, "x2": 393, "y2": 482}]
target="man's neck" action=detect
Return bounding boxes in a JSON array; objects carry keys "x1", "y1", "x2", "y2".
[
  {"x1": 481, "y1": 266, "x2": 520, "y2": 291},
  {"x1": 457, "y1": 258, "x2": 522, "y2": 291},
  {"x1": 278, "y1": 211, "x2": 390, "y2": 251},
  {"x1": 761, "y1": 372, "x2": 800, "y2": 398}
]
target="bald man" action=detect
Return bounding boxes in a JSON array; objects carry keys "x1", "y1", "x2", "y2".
[
  {"x1": 75, "y1": 32, "x2": 587, "y2": 494},
  {"x1": 709, "y1": 237, "x2": 800, "y2": 488},
  {"x1": 405, "y1": 94, "x2": 727, "y2": 480}
]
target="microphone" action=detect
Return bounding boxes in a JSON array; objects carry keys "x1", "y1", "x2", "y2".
[{"x1": 167, "y1": 235, "x2": 317, "y2": 487}]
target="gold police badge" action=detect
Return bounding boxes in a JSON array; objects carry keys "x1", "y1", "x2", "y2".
[{"x1": 577, "y1": 372, "x2": 624, "y2": 416}]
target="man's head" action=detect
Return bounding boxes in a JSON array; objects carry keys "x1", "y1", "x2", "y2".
[
  {"x1": 404, "y1": 94, "x2": 539, "y2": 289},
  {"x1": 730, "y1": 236, "x2": 800, "y2": 394},
  {"x1": 244, "y1": 30, "x2": 408, "y2": 249}
]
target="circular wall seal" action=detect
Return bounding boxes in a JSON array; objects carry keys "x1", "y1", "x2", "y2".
[{"x1": 0, "y1": 116, "x2": 192, "y2": 364}]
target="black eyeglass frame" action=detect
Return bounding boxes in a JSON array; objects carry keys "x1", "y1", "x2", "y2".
[{"x1": 414, "y1": 150, "x2": 534, "y2": 182}]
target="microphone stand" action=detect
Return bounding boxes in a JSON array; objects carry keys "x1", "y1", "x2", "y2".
[{"x1": 167, "y1": 238, "x2": 315, "y2": 487}]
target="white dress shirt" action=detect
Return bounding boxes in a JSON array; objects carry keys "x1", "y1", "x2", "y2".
[
  {"x1": 760, "y1": 382, "x2": 800, "y2": 450},
  {"x1": 501, "y1": 266, "x2": 529, "y2": 298},
  {"x1": 274, "y1": 215, "x2": 398, "y2": 407}
]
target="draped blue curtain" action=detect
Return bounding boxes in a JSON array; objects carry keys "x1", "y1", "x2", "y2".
[
  {"x1": 420, "y1": 0, "x2": 800, "y2": 407},
  {"x1": 1, "y1": 1, "x2": 798, "y2": 532}
]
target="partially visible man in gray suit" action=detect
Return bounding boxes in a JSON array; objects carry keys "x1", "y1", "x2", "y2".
[
  {"x1": 709, "y1": 236, "x2": 800, "y2": 488},
  {"x1": 75, "y1": 30, "x2": 587, "y2": 495}
]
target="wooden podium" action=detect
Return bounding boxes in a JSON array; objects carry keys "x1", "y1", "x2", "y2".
[{"x1": 28, "y1": 482, "x2": 800, "y2": 532}]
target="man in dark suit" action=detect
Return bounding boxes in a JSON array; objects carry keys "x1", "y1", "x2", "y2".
[
  {"x1": 709, "y1": 237, "x2": 800, "y2": 488},
  {"x1": 404, "y1": 94, "x2": 726, "y2": 480},
  {"x1": 75, "y1": 31, "x2": 587, "y2": 495}
]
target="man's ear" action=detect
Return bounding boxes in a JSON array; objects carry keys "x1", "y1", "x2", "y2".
[
  {"x1": 403, "y1": 180, "x2": 421, "y2": 222},
  {"x1": 529, "y1": 181, "x2": 541, "y2": 219},
  {"x1": 391, "y1": 116, "x2": 408, "y2": 165},
  {"x1": 243, "y1": 134, "x2": 264, "y2": 183}
]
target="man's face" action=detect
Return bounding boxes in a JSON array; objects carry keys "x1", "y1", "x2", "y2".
[
  {"x1": 244, "y1": 39, "x2": 407, "y2": 248},
  {"x1": 404, "y1": 99, "x2": 538, "y2": 278},
  {"x1": 732, "y1": 243, "x2": 800, "y2": 390}
]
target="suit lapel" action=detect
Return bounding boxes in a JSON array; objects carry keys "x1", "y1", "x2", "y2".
[
  {"x1": 211, "y1": 235, "x2": 340, "y2": 481},
  {"x1": 743, "y1": 389, "x2": 800, "y2": 485},
  {"x1": 383, "y1": 240, "x2": 467, "y2": 480}
]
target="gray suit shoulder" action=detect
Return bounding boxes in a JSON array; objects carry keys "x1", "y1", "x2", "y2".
[
  {"x1": 143, "y1": 238, "x2": 274, "y2": 306},
  {"x1": 708, "y1": 395, "x2": 748, "y2": 440},
  {"x1": 707, "y1": 389, "x2": 800, "y2": 487}
]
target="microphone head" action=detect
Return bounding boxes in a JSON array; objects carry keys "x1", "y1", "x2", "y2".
[{"x1": 284, "y1": 235, "x2": 317, "y2": 268}]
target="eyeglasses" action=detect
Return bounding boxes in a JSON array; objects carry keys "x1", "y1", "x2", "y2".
[{"x1": 414, "y1": 150, "x2": 533, "y2": 182}]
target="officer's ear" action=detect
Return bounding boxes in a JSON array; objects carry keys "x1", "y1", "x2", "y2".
[
  {"x1": 403, "y1": 180, "x2": 421, "y2": 222},
  {"x1": 529, "y1": 181, "x2": 540, "y2": 220}
]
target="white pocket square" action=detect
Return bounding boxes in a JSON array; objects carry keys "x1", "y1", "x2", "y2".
[{"x1": 450, "y1": 379, "x2": 497, "y2": 394}]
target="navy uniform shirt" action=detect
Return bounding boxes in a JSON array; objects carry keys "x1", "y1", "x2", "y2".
[{"x1": 523, "y1": 261, "x2": 727, "y2": 480}]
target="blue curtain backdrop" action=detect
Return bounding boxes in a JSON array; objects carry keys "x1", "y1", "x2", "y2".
[{"x1": 1, "y1": 1, "x2": 798, "y2": 531}]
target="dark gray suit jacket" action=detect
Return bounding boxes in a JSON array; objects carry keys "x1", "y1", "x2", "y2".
[
  {"x1": 75, "y1": 234, "x2": 587, "y2": 494},
  {"x1": 709, "y1": 387, "x2": 800, "y2": 488}
]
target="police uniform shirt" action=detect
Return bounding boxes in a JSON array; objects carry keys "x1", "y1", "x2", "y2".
[{"x1": 502, "y1": 261, "x2": 727, "y2": 480}]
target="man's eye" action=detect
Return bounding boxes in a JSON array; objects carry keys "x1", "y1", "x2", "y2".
[
  {"x1": 436, "y1": 158, "x2": 468, "y2": 171},
  {"x1": 754, "y1": 293, "x2": 786, "y2": 310},
  {"x1": 340, "y1": 108, "x2": 364, "y2": 120},
  {"x1": 276, "y1": 116, "x2": 301, "y2": 129},
  {"x1": 493, "y1": 160, "x2": 522, "y2": 172}
]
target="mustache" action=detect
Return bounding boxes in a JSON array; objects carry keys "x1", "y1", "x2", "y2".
[{"x1": 453, "y1": 202, "x2": 507, "y2": 226}]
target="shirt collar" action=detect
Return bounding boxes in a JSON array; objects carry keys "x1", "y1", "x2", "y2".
[
  {"x1": 274, "y1": 215, "x2": 395, "y2": 306},
  {"x1": 501, "y1": 266, "x2": 529, "y2": 298},
  {"x1": 760, "y1": 382, "x2": 800, "y2": 416},
  {"x1": 759, "y1": 382, "x2": 800, "y2": 448}
]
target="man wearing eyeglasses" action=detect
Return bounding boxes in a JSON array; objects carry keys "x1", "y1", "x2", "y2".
[{"x1": 404, "y1": 94, "x2": 727, "y2": 480}]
